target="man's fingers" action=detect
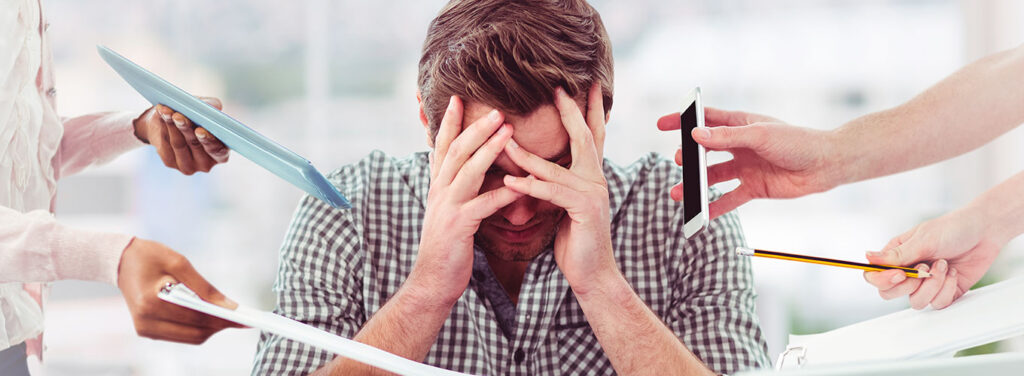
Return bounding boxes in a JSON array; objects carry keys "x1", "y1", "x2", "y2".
[
  {"x1": 196, "y1": 127, "x2": 230, "y2": 163},
  {"x1": 708, "y1": 187, "x2": 751, "y2": 220},
  {"x1": 707, "y1": 160, "x2": 739, "y2": 186},
  {"x1": 436, "y1": 108, "x2": 504, "y2": 185},
  {"x1": 432, "y1": 96, "x2": 463, "y2": 180},
  {"x1": 464, "y1": 186, "x2": 525, "y2": 221},
  {"x1": 554, "y1": 87, "x2": 602, "y2": 176},
  {"x1": 502, "y1": 175, "x2": 585, "y2": 212},
  {"x1": 909, "y1": 260, "x2": 948, "y2": 310},
  {"x1": 450, "y1": 124, "x2": 513, "y2": 194},
  {"x1": 585, "y1": 82, "x2": 606, "y2": 160},
  {"x1": 674, "y1": 148, "x2": 682, "y2": 166},
  {"x1": 504, "y1": 139, "x2": 591, "y2": 191}
]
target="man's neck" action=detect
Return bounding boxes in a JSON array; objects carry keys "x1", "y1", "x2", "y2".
[{"x1": 485, "y1": 253, "x2": 530, "y2": 305}]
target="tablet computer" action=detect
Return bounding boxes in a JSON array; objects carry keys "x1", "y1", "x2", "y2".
[{"x1": 98, "y1": 45, "x2": 351, "y2": 209}]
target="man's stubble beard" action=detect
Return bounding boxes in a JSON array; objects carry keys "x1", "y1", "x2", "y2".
[{"x1": 474, "y1": 211, "x2": 565, "y2": 262}]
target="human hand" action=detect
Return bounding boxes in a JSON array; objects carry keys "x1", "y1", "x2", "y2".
[
  {"x1": 863, "y1": 206, "x2": 1003, "y2": 310},
  {"x1": 133, "y1": 97, "x2": 230, "y2": 175},
  {"x1": 410, "y1": 96, "x2": 522, "y2": 305},
  {"x1": 502, "y1": 84, "x2": 618, "y2": 294},
  {"x1": 117, "y1": 238, "x2": 242, "y2": 344},
  {"x1": 656, "y1": 108, "x2": 837, "y2": 219}
]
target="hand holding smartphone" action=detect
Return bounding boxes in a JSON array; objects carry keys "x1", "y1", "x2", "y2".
[{"x1": 680, "y1": 87, "x2": 709, "y2": 239}]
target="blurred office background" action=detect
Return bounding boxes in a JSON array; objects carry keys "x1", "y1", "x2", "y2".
[{"x1": 38, "y1": 0, "x2": 1024, "y2": 374}]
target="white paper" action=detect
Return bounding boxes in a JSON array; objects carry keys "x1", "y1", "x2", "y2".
[
  {"x1": 782, "y1": 275, "x2": 1024, "y2": 368},
  {"x1": 158, "y1": 284, "x2": 475, "y2": 376}
]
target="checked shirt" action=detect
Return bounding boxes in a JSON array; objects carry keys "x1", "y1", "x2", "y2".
[{"x1": 251, "y1": 150, "x2": 770, "y2": 375}]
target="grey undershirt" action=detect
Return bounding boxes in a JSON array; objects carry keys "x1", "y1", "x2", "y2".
[{"x1": 472, "y1": 247, "x2": 517, "y2": 339}]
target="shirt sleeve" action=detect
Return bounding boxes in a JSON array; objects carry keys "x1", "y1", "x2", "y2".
[
  {"x1": 0, "y1": 205, "x2": 131, "y2": 285},
  {"x1": 666, "y1": 202, "x2": 772, "y2": 374},
  {"x1": 251, "y1": 192, "x2": 367, "y2": 376},
  {"x1": 57, "y1": 111, "x2": 145, "y2": 178}
]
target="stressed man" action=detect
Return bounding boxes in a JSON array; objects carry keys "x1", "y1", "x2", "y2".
[{"x1": 252, "y1": 0, "x2": 769, "y2": 374}]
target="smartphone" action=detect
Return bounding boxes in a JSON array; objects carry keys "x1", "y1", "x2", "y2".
[{"x1": 680, "y1": 87, "x2": 709, "y2": 239}]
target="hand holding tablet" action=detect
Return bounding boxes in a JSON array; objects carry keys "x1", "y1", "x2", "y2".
[{"x1": 98, "y1": 45, "x2": 351, "y2": 209}]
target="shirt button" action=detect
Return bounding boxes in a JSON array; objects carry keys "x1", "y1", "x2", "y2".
[
  {"x1": 513, "y1": 348, "x2": 526, "y2": 364},
  {"x1": 46, "y1": 88, "x2": 56, "y2": 97}
]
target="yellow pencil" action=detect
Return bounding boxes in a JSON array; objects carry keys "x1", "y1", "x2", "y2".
[{"x1": 736, "y1": 246, "x2": 931, "y2": 278}]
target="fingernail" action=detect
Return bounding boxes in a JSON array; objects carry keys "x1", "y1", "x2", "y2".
[
  {"x1": 890, "y1": 274, "x2": 904, "y2": 284},
  {"x1": 196, "y1": 130, "x2": 208, "y2": 140},
  {"x1": 694, "y1": 128, "x2": 711, "y2": 141},
  {"x1": 488, "y1": 109, "x2": 500, "y2": 122},
  {"x1": 508, "y1": 139, "x2": 519, "y2": 149},
  {"x1": 936, "y1": 259, "x2": 947, "y2": 272},
  {"x1": 555, "y1": 87, "x2": 566, "y2": 96},
  {"x1": 448, "y1": 96, "x2": 456, "y2": 109},
  {"x1": 504, "y1": 175, "x2": 517, "y2": 183},
  {"x1": 866, "y1": 251, "x2": 882, "y2": 258},
  {"x1": 173, "y1": 118, "x2": 184, "y2": 127},
  {"x1": 160, "y1": 113, "x2": 171, "y2": 122}
]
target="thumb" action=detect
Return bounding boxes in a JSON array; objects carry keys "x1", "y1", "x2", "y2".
[
  {"x1": 170, "y1": 260, "x2": 237, "y2": 310},
  {"x1": 866, "y1": 241, "x2": 925, "y2": 267},
  {"x1": 199, "y1": 96, "x2": 223, "y2": 110},
  {"x1": 692, "y1": 124, "x2": 765, "y2": 151}
]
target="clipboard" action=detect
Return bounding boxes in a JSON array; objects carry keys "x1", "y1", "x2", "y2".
[
  {"x1": 97, "y1": 45, "x2": 351, "y2": 209},
  {"x1": 157, "y1": 283, "x2": 472, "y2": 376}
]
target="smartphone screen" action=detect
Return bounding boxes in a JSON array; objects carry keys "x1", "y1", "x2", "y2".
[{"x1": 680, "y1": 100, "x2": 702, "y2": 224}]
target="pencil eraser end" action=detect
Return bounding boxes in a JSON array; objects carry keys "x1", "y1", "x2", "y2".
[{"x1": 736, "y1": 247, "x2": 754, "y2": 256}]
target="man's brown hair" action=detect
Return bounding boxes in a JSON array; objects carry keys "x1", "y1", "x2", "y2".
[{"x1": 418, "y1": 0, "x2": 614, "y2": 140}]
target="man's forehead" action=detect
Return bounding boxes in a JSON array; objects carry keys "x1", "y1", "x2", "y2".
[{"x1": 461, "y1": 101, "x2": 570, "y2": 160}]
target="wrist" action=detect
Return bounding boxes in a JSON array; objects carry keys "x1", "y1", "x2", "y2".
[
  {"x1": 570, "y1": 266, "x2": 631, "y2": 304},
  {"x1": 400, "y1": 268, "x2": 464, "y2": 312},
  {"x1": 132, "y1": 111, "x2": 150, "y2": 144},
  {"x1": 968, "y1": 189, "x2": 1024, "y2": 245}
]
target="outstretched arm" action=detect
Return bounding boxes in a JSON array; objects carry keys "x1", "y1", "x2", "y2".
[
  {"x1": 657, "y1": 44, "x2": 1024, "y2": 219},
  {"x1": 863, "y1": 170, "x2": 1024, "y2": 309}
]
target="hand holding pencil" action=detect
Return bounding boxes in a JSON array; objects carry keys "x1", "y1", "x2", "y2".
[{"x1": 861, "y1": 205, "x2": 1005, "y2": 310}]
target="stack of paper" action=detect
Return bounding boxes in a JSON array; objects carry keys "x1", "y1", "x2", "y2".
[{"x1": 779, "y1": 275, "x2": 1024, "y2": 368}]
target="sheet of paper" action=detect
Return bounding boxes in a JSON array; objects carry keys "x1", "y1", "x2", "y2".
[
  {"x1": 783, "y1": 275, "x2": 1024, "y2": 368},
  {"x1": 158, "y1": 283, "x2": 473, "y2": 376}
]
